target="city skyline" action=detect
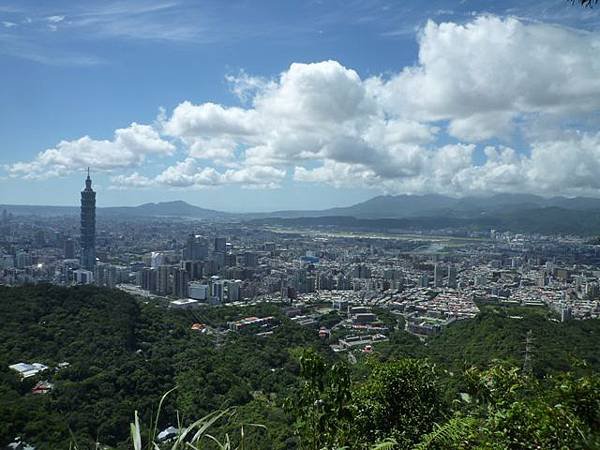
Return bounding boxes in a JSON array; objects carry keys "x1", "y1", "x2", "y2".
[{"x1": 1, "y1": 1, "x2": 600, "y2": 211}]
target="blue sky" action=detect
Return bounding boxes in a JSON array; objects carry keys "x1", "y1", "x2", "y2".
[{"x1": 1, "y1": 0, "x2": 599, "y2": 211}]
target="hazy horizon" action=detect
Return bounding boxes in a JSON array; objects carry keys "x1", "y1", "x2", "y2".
[{"x1": 5, "y1": 191, "x2": 600, "y2": 216}]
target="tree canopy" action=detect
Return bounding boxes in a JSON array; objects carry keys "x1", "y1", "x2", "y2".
[{"x1": 1, "y1": 285, "x2": 599, "y2": 449}]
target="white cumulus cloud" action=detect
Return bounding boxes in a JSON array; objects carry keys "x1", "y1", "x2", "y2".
[
  {"x1": 6, "y1": 123, "x2": 175, "y2": 179},
  {"x1": 7, "y1": 15, "x2": 600, "y2": 197},
  {"x1": 373, "y1": 15, "x2": 600, "y2": 141},
  {"x1": 112, "y1": 159, "x2": 286, "y2": 190}
]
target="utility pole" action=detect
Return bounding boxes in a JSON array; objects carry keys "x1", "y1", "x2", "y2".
[{"x1": 523, "y1": 329, "x2": 534, "y2": 374}]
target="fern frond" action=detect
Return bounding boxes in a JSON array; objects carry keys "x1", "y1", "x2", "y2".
[
  {"x1": 370, "y1": 437, "x2": 398, "y2": 450},
  {"x1": 414, "y1": 417, "x2": 478, "y2": 450}
]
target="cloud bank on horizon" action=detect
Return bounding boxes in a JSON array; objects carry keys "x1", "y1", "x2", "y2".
[{"x1": 5, "y1": 15, "x2": 600, "y2": 197}]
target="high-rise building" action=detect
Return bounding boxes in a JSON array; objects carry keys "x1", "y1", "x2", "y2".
[
  {"x1": 74, "y1": 269, "x2": 94, "y2": 284},
  {"x1": 183, "y1": 234, "x2": 208, "y2": 261},
  {"x1": 212, "y1": 251, "x2": 225, "y2": 267},
  {"x1": 433, "y1": 264, "x2": 443, "y2": 288},
  {"x1": 318, "y1": 272, "x2": 334, "y2": 290},
  {"x1": 384, "y1": 269, "x2": 402, "y2": 281},
  {"x1": 227, "y1": 280, "x2": 242, "y2": 302},
  {"x1": 225, "y1": 252, "x2": 237, "y2": 267},
  {"x1": 538, "y1": 271, "x2": 548, "y2": 287},
  {"x1": 94, "y1": 264, "x2": 106, "y2": 287},
  {"x1": 214, "y1": 237, "x2": 227, "y2": 253},
  {"x1": 141, "y1": 267, "x2": 158, "y2": 293},
  {"x1": 211, "y1": 277, "x2": 225, "y2": 302},
  {"x1": 295, "y1": 268, "x2": 316, "y2": 293},
  {"x1": 64, "y1": 238, "x2": 75, "y2": 259},
  {"x1": 182, "y1": 260, "x2": 203, "y2": 280},
  {"x1": 585, "y1": 281, "x2": 599, "y2": 299},
  {"x1": 34, "y1": 229, "x2": 45, "y2": 247},
  {"x1": 560, "y1": 305, "x2": 573, "y2": 322},
  {"x1": 447, "y1": 266, "x2": 457, "y2": 288},
  {"x1": 173, "y1": 268, "x2": 190, "y2": 298},
  {"x1": 336, "y1": 274, "x2": 352, "y2": 290},
  {"x1": 188, "y1": 282, "x2": 209, "y2": 301},
  {"x1": 15, "y1": 251, "x2": 32, "y2": 269},
  {"x1": 243, "y1": 251, "x2": 258, "y2": 268},
  {"x1": 158, "y1": 265, "x2": 172, "y2": 296},
  {"x1": 95, "y1": 263, "x2": 119, "y2": 288},
  {"x1": 352, "y1": 264, "x2": 371, "y2": 279},
  {"x1": 80, "y1": 169, "x2": 96, "y2": 270}
]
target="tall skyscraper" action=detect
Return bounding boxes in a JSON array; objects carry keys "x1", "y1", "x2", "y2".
[{"x1": 80, "y1": 169, "x2": 96, "y2": 270}]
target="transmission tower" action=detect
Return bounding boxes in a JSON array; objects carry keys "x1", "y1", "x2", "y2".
[{"x1": 522, "y1": 329, "x2": 535, "y2": 374}]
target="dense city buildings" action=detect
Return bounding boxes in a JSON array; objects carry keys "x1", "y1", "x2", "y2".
[
  {"x1": 1, "y1": 182, "x2": 600, "y2": 349},
  {"x1": 2, "y1": 209, "x2": 600, "y2": 325}
]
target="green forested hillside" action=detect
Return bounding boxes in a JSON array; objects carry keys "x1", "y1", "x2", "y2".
[
  {"x1": 425, "y1": 309, "x2": 600, "y2": 375},
  {"x1": 1, "y1": 285, "x2": 599, "y2": 449},
  {"x1": 372, "y1": 306, "x2": 600, "y2": 377},
  {"x1": 0, "y1": 285, "x2": 322, "y2": 449},
  {"x1": 0, "y1": 284, "x2": 139, "y2": 364}
]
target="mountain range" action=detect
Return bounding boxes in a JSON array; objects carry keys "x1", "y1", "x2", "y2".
[
  {"x1": 260, "y1": 194, "x2": 600, "y2": 219},
  {"x1": 3, "y1": 194, "x2": 600, "y2": 235},
  {"x1": 0, "y1": 200, "x2": 226, "y2": 219},
  {"x1": 252, "y1": 194, "x2": 600, "y2": 235},
  {"x1": 3, "y1": 194, "x2": 600, "y2": 220}
]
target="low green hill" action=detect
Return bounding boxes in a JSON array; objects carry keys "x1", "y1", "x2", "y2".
[
  {"x1": 0, "y1": 285, "x2": 321, "y2": 449},
  {"x1": 426, "y1": 309, "x2": 600, "y2": 375},
  {"x1": 1, "y1": 285, "x2": 599, "y2": 449}
]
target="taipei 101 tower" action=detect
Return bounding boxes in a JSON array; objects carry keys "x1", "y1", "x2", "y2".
[{"x1": 80, "y1": 168, "x2": 96, "y2": 270}]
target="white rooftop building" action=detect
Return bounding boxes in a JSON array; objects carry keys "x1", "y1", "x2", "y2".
[{"x1": 9, "y1": 362, "x2": 49, "y2": 379}]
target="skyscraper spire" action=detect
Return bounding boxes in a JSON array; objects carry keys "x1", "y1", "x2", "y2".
[{"x1": 85, "y1": 168, "x2": 92, "y2": 190}]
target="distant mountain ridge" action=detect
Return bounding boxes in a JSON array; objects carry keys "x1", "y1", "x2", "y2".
[
  {"x1": 254, "y1": 194, "x2": 600, "y2": 219},
  {"x1": 0, "y1": 201, "x2": 228, "y2": 219},
  {"x1": 102, "y1": 201, "x2": 227, "y2": 219},
  {"x1": 250, "y1": 207, "x2": 600, "y2": 236},
  {"x1": 3, "y1": 193, "x2": 600, "y2": 221}
]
